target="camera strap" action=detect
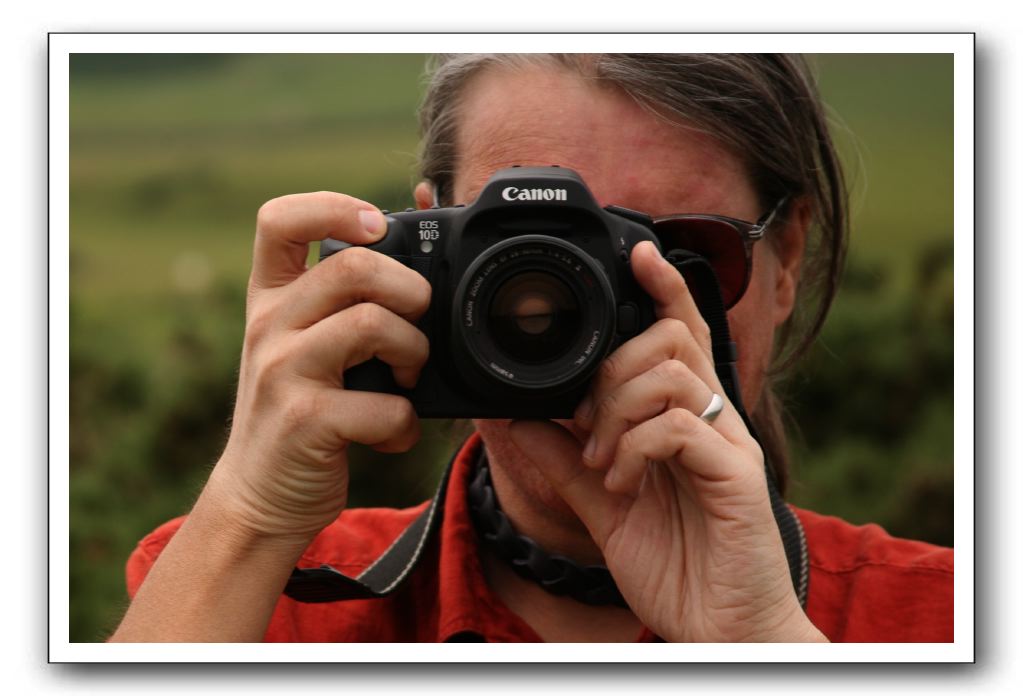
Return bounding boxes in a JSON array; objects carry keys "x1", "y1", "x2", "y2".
[
  {"x1": 282, "y1": 454, "x2": 456, "y2": 603},
  {"x1": 666, "y1": 250, "x2": 809, "y2": 608},
  {"x1": 283, "y1": 251, "x2": 809, "y2": 609}
]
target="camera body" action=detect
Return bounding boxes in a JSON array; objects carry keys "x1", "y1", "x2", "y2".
[{"x1": 319, "y1": 166, "x2": 662, "y2": 418}]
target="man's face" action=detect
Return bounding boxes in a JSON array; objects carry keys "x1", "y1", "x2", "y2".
[{"x1": 438, "y1": 64, "x2": 798, "y2": 516}]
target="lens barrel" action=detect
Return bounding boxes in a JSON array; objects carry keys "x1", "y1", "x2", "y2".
[{"x1": 454, "y1": 235, "x2": 615, "y2": 394}]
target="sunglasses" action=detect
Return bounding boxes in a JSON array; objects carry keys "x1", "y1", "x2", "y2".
[{"x1": 650, "y1": 197, "x2": 789, "y2": 309}]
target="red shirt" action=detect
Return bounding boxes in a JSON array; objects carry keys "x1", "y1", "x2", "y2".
[{"x1": 126, "y1": 434, "x2": 954, "y2": 642}]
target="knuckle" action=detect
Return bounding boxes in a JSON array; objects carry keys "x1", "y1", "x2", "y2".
[
  {"x1": 659, "y1": 359, "x2": 702, "y2": 396},
  {"x1": 255, "y1": 197, "x2": 287, "y2": 236},
  {"x1": 243, "y1": 303, "x2": 277, "y2": 349},
  {"x1": 391, "y1": 258, "x2": 432, "y2": 309},
  {"x1": 598, "y1": 353, "x2": 623, "y2": 384},
  {"x1": 665, "y1": 407, "x2": 695, "y2": 433},
  {"x1": 743, "y1": 439, "x2": 765, "y2": 468},
  {"x1": 390, "y1": 397, "x2": 417, "y2": 432},
  {"x1": 660, "y1": 315, "x2": 711, "y2": 356},
  {"x1": 328, "y1": 194, "x2": 363, "y2": 226},
  {"x1": 691, "y1": 319, "x2": 712, "y2": 348},
  {"x1": 261, "y1": 344, "x2": 291, "y2": 375},
  {"x1": 659, "y1": 317, "x2": 694, "y2": 344},
  {"x1": 341, "y1": 244, "x2": 374, "y2": 265},
  {"x1": 250, "y1": 345, "x2": 293, "y2": 397},
  {"x1": 413, "y1": 328, "x2": 431, "y2": 363},
  {"x1": 349, "y1": 302, "x2": 388, "y2": 338},
  {"x1": 333, "y1": 246, "x2": 376, "y2": 280},
  {"x1": 656, "y1": 358, "x2": 690, "y2": 382},
  {"x1": 279, "y1": 391, "x2": 317, "y2": 432},
  {"x1": 373, "y1": 397, "x2": 420, "y2": 452},
  {"x1": 594, "y1": 391, "x2": 621, "y2": 423},
  {"x1": 388, "y1": 258, "x2": 432, "y2": 316},
  {"x1": 618, "y1": 427, "x2": 637, "y2": 455},
  {"x1": 412, "y1": 276, "x2": 433, "y2": 313}
]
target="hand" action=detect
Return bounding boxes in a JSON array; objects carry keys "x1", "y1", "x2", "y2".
[
  {"x1": 509, "y1": 241, "x2": 824, "y2": 642},
  {"x1": 208, "y1": 192, "x2": 431, "y2": 547}
]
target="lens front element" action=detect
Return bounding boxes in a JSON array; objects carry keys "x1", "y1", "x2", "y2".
[
  {"x1": 455, "y1": 235, "x2": 615, "y2": 394},
  {"x1": 488, "y1": 271, "x2": 581, "y2": 364}
]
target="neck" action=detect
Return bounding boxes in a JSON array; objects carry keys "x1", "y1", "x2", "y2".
[
  {"x1": 475, "y1": 421, "x2": 645, "y2": 641},
  {"x1": 487, "y1": 444, "x2": 605, "y2": 563},
  {"x1": 480, "y1": 545, "x2": 645, "y2": 642}
]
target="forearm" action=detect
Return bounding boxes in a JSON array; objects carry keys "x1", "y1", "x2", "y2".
[{"x1": 109, "y1": 483, "x2": 310, "y2": 643}]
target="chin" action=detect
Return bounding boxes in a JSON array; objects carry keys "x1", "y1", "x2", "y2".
[
  {"x1": 473, "y1": 417, "x2": 586, "y2": 442},
  {"x1": 472, "y1": 418, "x2": 588, "y2": 524},
  {"x1": 551, "y1": 418, "x2": 588, "y2": 444}
]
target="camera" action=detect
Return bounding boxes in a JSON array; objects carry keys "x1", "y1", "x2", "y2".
[{"x1": 319, "y1": 166, "x2": 662, "y2": 418}]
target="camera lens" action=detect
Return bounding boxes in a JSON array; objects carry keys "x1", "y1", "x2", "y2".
[
  {"x1": 488, "y1": 272, "x2": 580, "y2": 364},
  {"x1": 454, "y1": 235, "x2": 615, "y2": 394}
]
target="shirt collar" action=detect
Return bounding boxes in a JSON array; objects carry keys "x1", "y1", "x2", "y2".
[
  {"x1": 433, "y1": 432, "x2": 543, "y2": 642},
  {"x1": 432, "y1": 432, "x2": 659, "y2": 642}
]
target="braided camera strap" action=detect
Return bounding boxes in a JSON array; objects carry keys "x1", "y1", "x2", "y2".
[
  {"x1": 467, "y1": 451, "x2": 628, "y2": 607},
  {"x1": 284, "y1": 253, "x2": 809, "y2": 609}
]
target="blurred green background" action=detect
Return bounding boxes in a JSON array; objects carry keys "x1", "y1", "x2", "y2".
[{"x1": 68, "y1": 53, "x2": 954, "y2": 641}]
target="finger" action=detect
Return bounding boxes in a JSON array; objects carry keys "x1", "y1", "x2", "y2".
[
  {"x1": 277, "y1": 246, "x2": 432, "y2": 329},
  {"x1": 307, "y1": 388, "x2": 421, "y2": 454},
  {"x1": 574, "y1": 317, "x2": 719, "y2": 429},
  {"x1": 251, "y1": 191, "x2": 388, "y2": 291},
  {"x1": 507, "y1": 420, "x2": 625, "y2": 549},
  {"x1": 292, "y1": 303, "x2": 430, "y2": 389},
  {"x1": 604, "y1": 408, "x2": 760, "y2": 497},
  {"x1": 583, "y1": 359, "x2": 714, "y2": 471},
  {"x1": 629, "y1": 241, "x2": 713, "y2": 357}
]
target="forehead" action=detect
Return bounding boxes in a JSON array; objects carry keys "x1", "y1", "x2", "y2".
[{"x1": 453, "y1": 65, "x2": 758, "y2": 219}]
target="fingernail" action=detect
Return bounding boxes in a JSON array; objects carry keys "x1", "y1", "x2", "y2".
[
  {"x1": 582, "y1": 435, "x2": 597, "y2": 464},
  {"x1": 358, "y1": 209, "x2": 386, "y2": 238}
]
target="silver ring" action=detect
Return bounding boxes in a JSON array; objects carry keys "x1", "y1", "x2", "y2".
[{"x1": 699, "y1": 393, "x2": 724, "y2": 424}]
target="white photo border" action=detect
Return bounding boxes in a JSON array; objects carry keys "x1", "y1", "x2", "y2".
[{"x1": 50, "y1": 32, "x2": 974, "y2": 663}]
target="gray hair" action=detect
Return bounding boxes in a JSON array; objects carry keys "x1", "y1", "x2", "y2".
[{"x1": 417, "y1": 54, "x2": 849, "y2": 490}]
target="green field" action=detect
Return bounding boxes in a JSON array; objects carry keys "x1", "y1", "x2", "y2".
[{"x1": 68, "y1": 53, "x2": 955, "y2": 641}]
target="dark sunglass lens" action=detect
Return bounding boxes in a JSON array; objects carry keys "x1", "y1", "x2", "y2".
[{"x1": 653, "y1": 218, "x2": 748, "y2": 307}]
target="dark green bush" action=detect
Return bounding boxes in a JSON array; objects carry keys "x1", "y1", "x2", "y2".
[{"x1": 786, "y1": 238, "x2": 954, "y2": 546}]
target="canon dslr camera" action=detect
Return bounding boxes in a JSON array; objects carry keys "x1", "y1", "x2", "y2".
[{"x1": 319, "y1": 166, "x2": 664, "y2": 418}]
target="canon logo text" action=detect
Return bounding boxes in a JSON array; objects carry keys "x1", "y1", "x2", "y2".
[{"x1": 501, "y1": 186, "x2": 568, "y2": 202}]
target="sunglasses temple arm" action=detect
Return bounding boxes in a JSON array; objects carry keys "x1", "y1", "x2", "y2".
[{"x1": 752, "y1": 195, "x2": 790, "y2": 236}]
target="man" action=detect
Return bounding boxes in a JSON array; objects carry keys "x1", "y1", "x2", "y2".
[{"x1": 112, "y1": 54, "x2": 952, "y2": 643}]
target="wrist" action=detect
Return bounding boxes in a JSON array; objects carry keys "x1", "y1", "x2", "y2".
[
  {"x1": 761, "y1": 603, "x2": 829, "y2": 643},
  {"x1": 110, "y1": 473, "x2": 314, "y2": 642},
  {"x1": 198, "y1": 464, "x2": 323, "y2": 558}
]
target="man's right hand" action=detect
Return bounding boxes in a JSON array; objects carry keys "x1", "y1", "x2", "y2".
[
  {"x1": 207, "y1": 191, "x2": 432, "y2": 547},
  {"x1": 111, "y1": 192, "x2": 431, "y2": 642}
]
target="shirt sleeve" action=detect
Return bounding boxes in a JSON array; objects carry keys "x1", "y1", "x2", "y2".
[{"x1": 796, "y1": 507, "x2": 954, "y2": 642}]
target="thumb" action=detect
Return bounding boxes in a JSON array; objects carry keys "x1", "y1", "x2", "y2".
[{"x1": 507, "y1": 420, "x2": 623, "y2": 547}]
